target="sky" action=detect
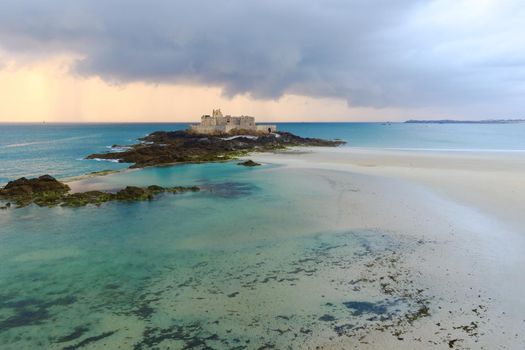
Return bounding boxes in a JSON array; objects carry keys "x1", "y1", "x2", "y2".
[{"x1": 0, "y1": 0, "x2": 524, "y2": 122}]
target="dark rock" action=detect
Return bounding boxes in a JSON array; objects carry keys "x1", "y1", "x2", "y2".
[
  {"x1": 4, "y1": 177, "x2": 29, "y2": 190},
  {"x1": 0, "y1": 176, "x2": 200, "y2": 208},
  {"x1": 56, "y1": 326, "x2": 90, "y2": 343},
  {"x1": 237, "y1": 160, "x2": 261, "y2": 167},
  {"x1": 62, "y1": 331, "x2": 117, "y2": 350},
  {"x1": 166, "y1": 186, "x2": 200, "y2": 193},
  {"x1": 62, "y1": 191, "x2": 115, "y2": 207},
  {"x1": 116, "y1": 186, "x2": 151, "y2": 201},
  {"x1": 333, "y1": 323, "x2": 354, "y2": 336},
  {"x1": 0, "y1": 175, "x2": 70, "y2": 207},
  {"x1": 3, "y1": 175, "x2": 70, "y2": 194},
  {"x1": 86, "y1": 130, "x2": 345, "y2": 168},
  {"x1": 38, "y1": 174, "x2": 57, "y2": 182},
  {"x1": 319, "y1": 314, "x2": 336, "y2": 322},
  {"x1": 147, "y1": 185, "x2": 165, "y2": 193},
  {"x1": 448, "y1": 339, "x2": 460, "y2": 348}
]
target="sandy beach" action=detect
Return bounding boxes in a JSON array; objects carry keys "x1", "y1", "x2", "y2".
[{"x1": 246, "y1": 147, "x2": 525, "y2": 349}]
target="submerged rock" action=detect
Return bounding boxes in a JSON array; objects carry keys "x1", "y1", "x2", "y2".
[
  {"x1": 237, "y1": 160, "x2": 261, "y2": 167},
  {"x1": 319, "y1": 314, "x2": 336, "y2": 322},
  {"x1": 116, "y1": 186, "x2": 152, "y2": 201},
  {"x1": 63, "y1": 191, "x2": 114, "y2": 207}
]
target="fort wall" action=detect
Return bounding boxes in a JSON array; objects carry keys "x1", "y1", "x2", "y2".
[{"x1": 190, "y1": 110, "x2": 276, "y2": 135}]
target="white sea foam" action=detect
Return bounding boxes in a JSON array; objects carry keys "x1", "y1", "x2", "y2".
[
  {"x1": 221, "y1": 135, "x2": 258, "y2": 140},
  {"x1": 106, "y1": 145, "x2": 132, "y2": 152},
  {"x1": 89, "y1": 158, "x2": 120, "y2": 163}
]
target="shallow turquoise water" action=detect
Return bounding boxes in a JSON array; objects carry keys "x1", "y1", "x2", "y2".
[{"x1": 0, "y1": 163, "x2": 412, "y2": 349}]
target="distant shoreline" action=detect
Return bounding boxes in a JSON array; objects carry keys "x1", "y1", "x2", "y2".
[
  {"x1": 405, "y1": 119, "x2": 525, "y2": 124},
  {"x1": 2, "y1": 120, "x2": 525, "y2": 125}
]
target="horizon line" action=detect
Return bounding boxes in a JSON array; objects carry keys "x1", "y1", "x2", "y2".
[{"x1": 0, "y1": 120, "x2": 403, "y2": 124}]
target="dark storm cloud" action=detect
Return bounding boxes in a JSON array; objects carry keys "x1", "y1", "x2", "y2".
[{"x1": 0, "y1": 0, "x2": 524, "y2": 112}]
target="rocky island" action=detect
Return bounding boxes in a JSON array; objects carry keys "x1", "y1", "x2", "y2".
[
  {"x1": 86, "y1": 129, "x2": 345, "y2": 168},
  {"x1": 86, "y1": 109, "x2": 343, "y2": 167},
  {"x1": 0, "y1": 175, "x2": 199, "y2": 208}
]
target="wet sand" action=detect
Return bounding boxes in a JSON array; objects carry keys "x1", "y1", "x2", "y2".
[{"x1": 248, "y1": 147, "x2": 525, "y2": 349}]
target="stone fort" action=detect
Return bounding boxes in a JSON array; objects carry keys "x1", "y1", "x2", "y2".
[{"x1": 190, "y1": 109, "x2": 277, "y2": 134}]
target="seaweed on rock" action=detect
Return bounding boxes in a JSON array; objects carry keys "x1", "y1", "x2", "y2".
[{"x1": 0, "y1": 175, "x2": 199, "y2": 208}]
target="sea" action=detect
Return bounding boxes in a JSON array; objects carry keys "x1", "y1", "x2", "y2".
[
  {"x1": 1, "y1": 122, "x2": 525, "y2": 184},
  {"x1": 0, "y1": 122, "x2": 524, "y2": 349}
]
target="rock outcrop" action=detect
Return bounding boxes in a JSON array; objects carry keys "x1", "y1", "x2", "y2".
[
  {"x1": 2, "y1": 175, "x2": 70, "y2": 196},
  {"x1": 0, "y1": 175, "x2": 71, "y2": 207},
  {"x1": 0, "y1": 175, "x2": 199, "y2": 208},
  {"x1": 86, "y1": 130, "x2": 345, "y2": 168},
  {"x1": 237, "y1": 160, "x2": 261, "y2": 167}
]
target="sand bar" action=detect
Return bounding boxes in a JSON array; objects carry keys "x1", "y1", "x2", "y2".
[{"x1": 248, "y1": 147, "x2": 525, "y2": 349}]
